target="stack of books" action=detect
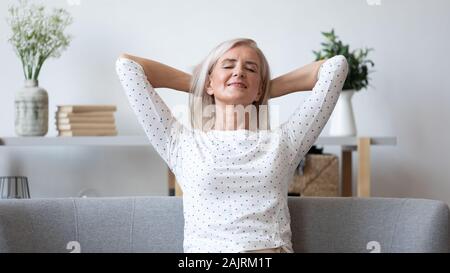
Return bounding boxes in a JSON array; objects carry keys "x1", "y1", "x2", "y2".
[{"x1": 56, "y1": 105, "x2": 117, "y2": 136}]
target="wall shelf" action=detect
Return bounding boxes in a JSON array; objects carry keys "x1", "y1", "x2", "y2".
[
  {"x1": 0, "y1": 135, "x2": 397, "y2": 198},
  {"x1": 0, "y1": 136, "x2": 397, "y2": 147}
]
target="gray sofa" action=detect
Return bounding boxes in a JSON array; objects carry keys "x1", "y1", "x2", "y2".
[{"x1": 0, "y1": 196, "x2": 448, "y2": 253}]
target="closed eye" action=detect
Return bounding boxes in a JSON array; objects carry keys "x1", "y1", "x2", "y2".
[{"x1": 223, "y1": 66, "x2": 256, "y2": 72}]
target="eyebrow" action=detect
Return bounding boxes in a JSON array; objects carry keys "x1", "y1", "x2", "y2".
[{"x1": 221, "y1": 58, "x2": 259, "y2": 68}]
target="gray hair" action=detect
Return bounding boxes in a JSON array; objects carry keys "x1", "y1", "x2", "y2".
[{"x1": 189, "y1": 38, "x2": 271, "y2": 131}]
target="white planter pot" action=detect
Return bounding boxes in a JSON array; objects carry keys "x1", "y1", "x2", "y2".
[
  {"x1": 329, "y1": 90, "x2": 357, "y2": 136},
  {"x1": 15, "y1": 79, "x2": 49, "y2": 136}
]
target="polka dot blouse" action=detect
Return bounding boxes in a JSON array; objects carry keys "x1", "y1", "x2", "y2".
[{"x1": 116, "y1": 55, "x2": 349, "y2": 253}]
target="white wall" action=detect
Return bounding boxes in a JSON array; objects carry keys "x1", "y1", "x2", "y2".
[{"x1": 1, "y1": 0, "x2": 449, "y2": 203}]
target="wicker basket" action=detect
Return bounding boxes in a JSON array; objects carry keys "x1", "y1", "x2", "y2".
[{"x1": 289, "y1": 154, "x2": 339, "y2": 197}]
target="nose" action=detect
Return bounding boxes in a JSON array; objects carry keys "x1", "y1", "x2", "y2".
[
  {"x1": 232, "y1": 66, "x2": 245, "y2": 78},
  {"x1": 233, "y1": 65, "x2": 245, "y2": 78}
]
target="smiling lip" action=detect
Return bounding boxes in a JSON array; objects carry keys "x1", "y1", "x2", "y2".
[{"x1": 227, "y1": 82, "x2": 247, "y2": 88}]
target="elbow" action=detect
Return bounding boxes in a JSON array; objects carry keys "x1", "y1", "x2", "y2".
[
  {"x1": 337, "y1": 55, "x2": 348, "y2": 67},
  {"x1": 333, "y1": 55, "x2": 349, "y2": 75},
  {"x1": 322, "y1": 55, "x2": 348, "y2": 72},
  {"x1": 334, "y1": 55, "x2": 348, "y2": 66}
]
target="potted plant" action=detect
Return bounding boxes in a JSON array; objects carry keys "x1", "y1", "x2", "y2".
[
  {"x1": 313, "y1": 29, "x2": 375, "y2": 136},
  {"x1": 7, "y1": 0, "x2": 73, "y2": 136}
]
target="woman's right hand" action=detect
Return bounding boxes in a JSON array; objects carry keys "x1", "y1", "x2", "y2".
[{"x1": 118, "y1": 53, "x2": 192, "y2": 93}]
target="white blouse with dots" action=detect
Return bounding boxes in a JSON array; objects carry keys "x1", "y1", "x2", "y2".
[{"x1": 116, "y1": 55, "x2": 348, "y2": 253}]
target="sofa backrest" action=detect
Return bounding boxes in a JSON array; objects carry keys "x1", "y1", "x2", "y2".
[
  {"x1": 289, "y1": 197, "x2": 449, "y2": 253},
  {"x1": 0, "y1": 196, "x2": 448, "y2": 253}
]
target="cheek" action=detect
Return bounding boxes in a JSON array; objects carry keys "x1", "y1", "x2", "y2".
[
  {"x1": 217, "y1": 73, "x2": 231, "y2": 86},
  {"x1": 210, "y1": 72, "x2": 229, "y2": 88},
  {"x1": 209, "y1": 71, "x2": 224, "y2": 95},
  {"x1": 211, "y1": 69, "x2": 230, "y2": 84},
  {"x1": 249, "y1": 75, "x2": 262, "y2": 91}
]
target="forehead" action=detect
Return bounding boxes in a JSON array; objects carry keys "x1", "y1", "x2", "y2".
[{"x1": 219, "y1": 45, "x2": 260, "y2": 65}]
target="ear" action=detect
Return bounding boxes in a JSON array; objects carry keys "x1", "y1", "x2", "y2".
[{"x1": 206, "y1": 76, "x2": 214, "y2": 96}]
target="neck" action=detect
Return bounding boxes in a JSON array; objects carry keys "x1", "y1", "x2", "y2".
[{"x1": 213, "y1": 103, "x2": 255, "y2": 131}]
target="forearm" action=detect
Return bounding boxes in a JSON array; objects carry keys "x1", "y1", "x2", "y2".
[
  {"x1": 280, "y1": 55, "x2": 348, "y2": 165},
  {"x1": 119, "y1": 53, "x2": 191, "y2": 92},
  {"x1": 269, "y1": 59, "x2": 327, "y2": 98}
]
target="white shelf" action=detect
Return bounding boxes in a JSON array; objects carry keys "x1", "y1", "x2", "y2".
[
  {"x1": 0, "y1": 136, "x2": 397, "y2": 147},
  {"x1": 0, "y1": 136, "x2": 146, "y2": 146},
  {"x1": 317, "y1": 136, "x2": 397, "y2": 146}
]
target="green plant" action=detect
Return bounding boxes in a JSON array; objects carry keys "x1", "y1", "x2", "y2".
[
  {"x1": 7, "y1": 0, "x2": 73, "y2": 81},
  {"x1": 313, "y1": 29, "x2": 375, "y2": 91}
]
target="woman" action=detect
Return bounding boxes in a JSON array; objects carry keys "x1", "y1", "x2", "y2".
[{"x1": 116, "y1": 38, "x2": 348, "y2": 253}]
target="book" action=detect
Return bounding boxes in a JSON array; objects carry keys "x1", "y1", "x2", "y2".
[
  {"x1": 57, "y1": 105, "x2": 117, "y2": 113},
  {"x1": 58, "y1": 129, "x2": 118, "y2": 136},
  {"x1": 56, "y1": 116, "x2": 115, "y2": 124},
  {"x1": 56, "y1": 111, "x2": 115, "y2": 118},
  {"x1": 57, "y1": 123, "x2": 116, "y2": 131}
]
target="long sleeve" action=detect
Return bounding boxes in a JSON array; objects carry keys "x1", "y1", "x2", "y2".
[
  {"x1": 115, "y1": 57, "x2": 183, "y2": 170},
  {"x1": 281, "y1": 55, "x2": 349, "y2": 166}
]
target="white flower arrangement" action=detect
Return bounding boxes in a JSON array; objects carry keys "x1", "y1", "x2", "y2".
[{"x1": 7, "y1": 0, "x2": 73, "y2": 80}]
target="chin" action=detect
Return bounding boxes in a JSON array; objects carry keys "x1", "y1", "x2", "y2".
[{"x1": 225, "y1": 101, "x2": 255, "y2": 107}]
